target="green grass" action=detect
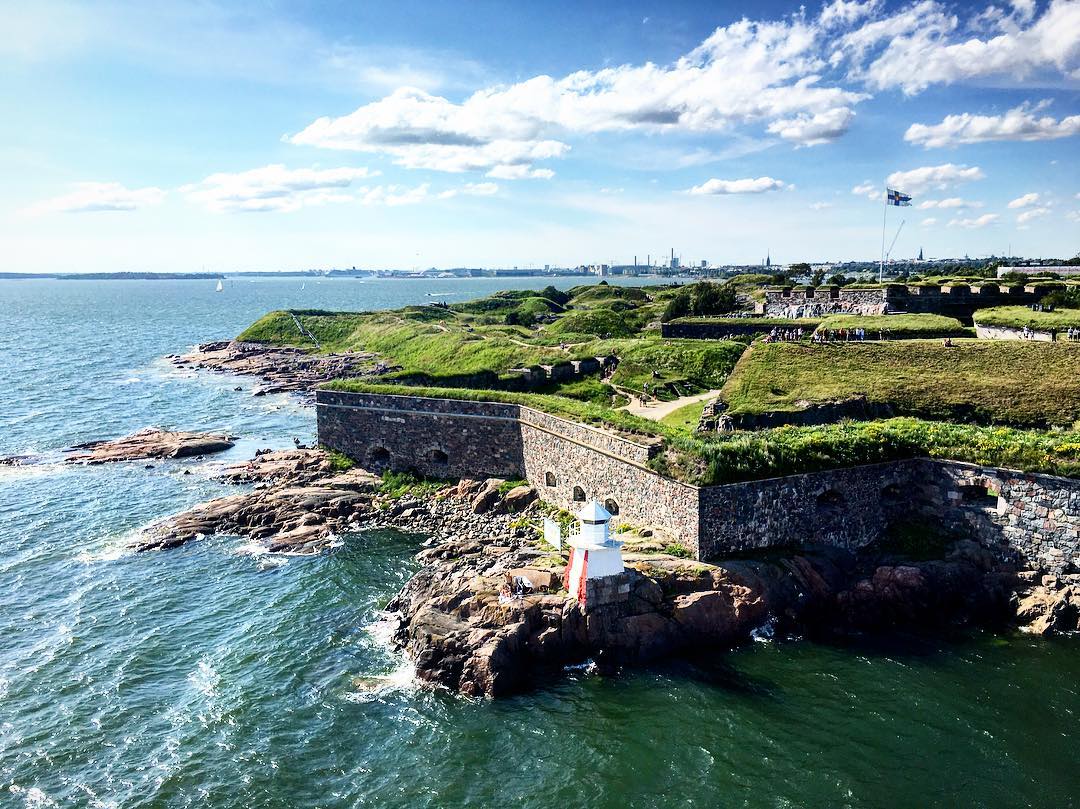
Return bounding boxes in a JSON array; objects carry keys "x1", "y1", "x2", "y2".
[
  {"x1": 720, "y1": 340, "x2": 1080, "y2": 427},
  {"x1": 660, "y1": 399, "x2": 709, "y2": 432},
  {"x1": 583, "y1": 338, "x2": 745, "y2": 398},
  {"x1": 662, "y1": 418, "x2": 1080, "y2": 485},
  {"x1": 974, "y1": 306, "x2": 1080, "y2": 331},
  {"x1": 817, "y1": 313, "x2": 969, "y2": 338},
  {"x1": 546, "y1": 307, "x2": 634, "y2": 337},
  {"x1": 669, "y1": 316, "x2": 822, "y2": 329}
]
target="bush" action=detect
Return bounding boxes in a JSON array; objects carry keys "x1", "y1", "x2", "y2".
[{"x1": 662, "y1": 282, "x2": 738, "y2": 322}]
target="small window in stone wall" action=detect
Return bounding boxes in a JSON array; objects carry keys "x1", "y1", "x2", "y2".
[
  {"x1": 960, "y1": 484, "x2": 998, "y2": 509},
  {"x1": 370, "y1": 447, "x2": 390, "y2": 465},
  {"x1": 430, "y1": 449, "x2": 449, "y2": 465},
  {"x1": 604, "y1": 498, "x2": 620, "y2": 515},
  {"x1": 545, "y1": 471, "x2": 557, "y2": 487},
  {"x1": 816, "y1": 489, "x2": 845, "y2": 512},
  {"x1": 829, "y1": 287, "x2": 841, "y2": 300},
  {"x1": 572, "y1": 486, "x2": 586, "y2": 502}
]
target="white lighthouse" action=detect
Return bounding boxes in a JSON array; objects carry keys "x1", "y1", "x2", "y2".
[{"x1": 559, "y1": 500, "x2": 624, "y2": 605}]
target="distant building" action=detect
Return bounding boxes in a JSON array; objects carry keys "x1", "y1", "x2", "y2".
[{"x1": 997, "y1": 265, "x2": 1080, "y2": 278}]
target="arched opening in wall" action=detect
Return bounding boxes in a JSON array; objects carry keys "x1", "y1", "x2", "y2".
[
  {"x1": 545, "y1": 471, "x2": 556, "y2": 487},
  {"x1": 604, "y1": 498, "x2": 620, "y2": 516},
  {"x1": 430, "y1": 449, "x2": 449, "y2": 466},
  {"x1": 816, "y1": 489, "x2": 845, "y2": 513},
  {"x1": 369, "y1": 447, "x2": 391, "y2": 466},
  {"x1": 572, "y1": 486, "x2": 586, "y2": 502},
  {"x1": 960, "y1": 483, "x2": 998, "y2": 510},
  {"x1": 880, "y1": 483, "x2": 904, "y2": 505}
]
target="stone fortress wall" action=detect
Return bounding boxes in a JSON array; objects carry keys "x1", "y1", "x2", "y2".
[
  {"x1": 759, "y1": 283, "x2": 1056, "y2": 321},
  {"x1": 316, "y1": 390, "x2": 1080, "y2": 573}
]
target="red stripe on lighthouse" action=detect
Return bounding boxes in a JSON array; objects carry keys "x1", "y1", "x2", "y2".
[
  {"x1": 577, "y1": 550, "x2": 589, "y2": 608},
  {"x1": 563, "y1": 547, "x2": 575, "y2": 595}
]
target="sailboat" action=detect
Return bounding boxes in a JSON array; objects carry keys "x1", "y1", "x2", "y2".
[
  {"x1": 301, "y1": 282, "x2": 306, "y2": 290},
  {"x1": 216, "y1": 280, "x2": 224, "y2": 292}
]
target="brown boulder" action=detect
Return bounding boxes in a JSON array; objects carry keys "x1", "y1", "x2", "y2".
[{"x1": 470, "y1": 479, "x2": 504, "y2": 514}]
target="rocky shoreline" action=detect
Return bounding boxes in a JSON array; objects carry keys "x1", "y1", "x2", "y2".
[
  {"x1": 169, "y1": 340, "x2": 380, "y2": 396},
  {"x1": 133, "y1": 444, "x2": 1080, "y2": 698}
]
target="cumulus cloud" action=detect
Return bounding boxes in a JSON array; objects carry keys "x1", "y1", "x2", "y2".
[
  {"x1": 687, "y1": 177, "x2": 789, "y2": 195},
  {"x1": 811, "y1": 201, "x2": 834, "y2": 210},
  {"x1": 282, "y1": 1, "x2": 1080, "y2": 178},
  {"x1": 948, "y1": 213, "x2": 999, "y2": 228},
  {"x1": 836, "y1": 0, "x2": 1080, "y2": 95},
  {"x1": 1007, "y1": 192, "x2": 1041, "y2": 208},
  {"x1": 182, "y1": 164, "x2": 377, "y2": 212},
  {"x1": 437, "y1": 182, "x2": 499, "y2": 199},
  {"x1": 851, "y1": 181, "x2": 880, "y2": 200},
  {"x1": 918, "y1": 197, "x2": 982, "y2": 209},
  {"x1": 886, "y1": 163, "x2": 984, "y2": 195},
  {"x1": 1016, "y1": 206, "x2": 1051, "y2": 224},
  {"x1": 26, "y1": 182, "x2": 165, "y2": 214},
  {"x1": 921, "y1": 217, "x2": 938, "y2": 225},
  {"x1": 905, "y1": 101, "x2": 1080, "y2": 148}
]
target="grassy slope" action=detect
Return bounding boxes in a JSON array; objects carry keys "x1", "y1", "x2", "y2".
[
  {"x1": 974, "y1": 306, "x2": 1080, "y2": 331},
  {"x1": 720, "y1": 340, "x2": 1080, "y2": 427},
  {"x1": 817, "y1": 313, "x2": 968, "y2": 337}
]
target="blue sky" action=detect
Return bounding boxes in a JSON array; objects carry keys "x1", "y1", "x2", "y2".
[{"x1": 1, "y1": 0, "x2": 1078, "y2": 272}]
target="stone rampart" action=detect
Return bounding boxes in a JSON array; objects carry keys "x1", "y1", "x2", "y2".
[
  {"x1": 760, "y1": 284, "x2": 1050, "y2": 321},
  {"x1": 316, "y1": 391, "x2": 1079, "y2": 572}
]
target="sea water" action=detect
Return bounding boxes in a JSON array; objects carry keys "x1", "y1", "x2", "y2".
[{"x1": 1, "y1": 277, "x2": 1077, "y2": 808}]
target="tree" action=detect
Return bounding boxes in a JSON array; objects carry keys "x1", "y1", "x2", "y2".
[
  {"x1": 827, "y1": 273, "x2": 850, "y2": 286},
  {"x1": 661, "y1": 281, "x2": 737, "y2": 321},
  {"x1": 790, "y1": 262, "x2": 812, "y2": 275},
  {"x1": 810, "y1": 269, "x2": 825, "y2": 286}
]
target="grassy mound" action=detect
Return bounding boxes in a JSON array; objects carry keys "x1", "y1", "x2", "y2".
[
  {"x1": 974, "y1": 306, "x2": 1080, "y2": 331},
  {"x1": 817, "y1": 313, "x2": 968, "y2": 338},
  {"x1": 587, "y1": 339, "x2": 745, "y2": 397},
  {"x1": 546, "y1": 308, "x2": 634, "y2": 337},
  {"x1": 720, "y1": 340, "x2": 1080, "y2": 427}
]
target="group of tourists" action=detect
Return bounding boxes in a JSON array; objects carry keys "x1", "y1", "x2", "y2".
[
  {"x1": 1066, "y1": 327, "x2": 1080, "y2": 342},
  {"x1": 763, "y1": 327, "x2": 805, "y2": 343},
  {"x1": 811, "y1": 327, "x2": 880, "y2": 343}
]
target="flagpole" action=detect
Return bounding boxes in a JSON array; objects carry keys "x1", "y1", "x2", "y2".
[{"x1": 879, "y1": 184, "x2": 888, "y2": 284}]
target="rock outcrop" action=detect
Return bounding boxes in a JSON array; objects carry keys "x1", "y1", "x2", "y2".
[
  {"x1": 170, "y1": 340, "x2": 379, "y2": 395},
  {"x1": 65, "y1": 428, "x2": 234, "y2": 464},
  {"x1": 387, "y1": 535, "x2": 1026, "y2": 698}
]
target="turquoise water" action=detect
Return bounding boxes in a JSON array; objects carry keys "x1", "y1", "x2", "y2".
[{"x1": 1, "y1": 277, "x2": 1077, "y2": 808}]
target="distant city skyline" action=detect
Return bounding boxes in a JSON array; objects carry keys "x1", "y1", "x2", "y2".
[{"x1": 2, "y1": 0, "x2": 1078, "y2": 273}]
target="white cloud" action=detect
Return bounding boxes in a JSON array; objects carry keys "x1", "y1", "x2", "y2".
[
  {"x1": 1008, "y1": 192, "x2": 1041, "y2": 209},
  {"x1": 918, "y1": 197, "x2": 982, "y2": 209},
  {"x1": 851, "y1": 181, "x2": 880, "y2": 200},
  {"x1": 182, "y1": 164, "x2": 377, "y2": 212},
  {"x1": 437, "y1": 182, "x2": 499, "y2": 199},
  {"x1": 486, "y1": 164, "x2": 555, "y2": 180},
  {"x1": 886, "y1": 163, "x2": 984, "y2": 195},
  {"x1": 288, "y1": 12, "x2": 873, "y2": 177},
  {"x1": 26, "y1": 182, "x2": 165, "y2": 215},
  {"x1": 820, "y1": 0, "x2": 881, "y2": 30},
  {"x1": 838, "y1": 0, "x2": 1080, "y2": 95},
  {"x1": 905, "y1": 101, "x2": 1080, "y2": 148},
  {"x1": 1067, "y1": 210, "x2": 1080, "y2": 222},
  {"x1": 811, "y1": 201, "x2": 834, "y2": 210},
  {"x1": 687, "y1": 177, "x2": 789, "y2": 195},
  {"x1": 1016, "y1": 206, "x2": 1051, "y2": 224},
  {"x1": 358, "y1": 184, "x2": 431, "y2": 206},
  {"x1": 948, "y1": 213, "x2": 999, "y2": 229},
  {"x1": 921, "y1": 217, "x2": 938, "y2": 225}
]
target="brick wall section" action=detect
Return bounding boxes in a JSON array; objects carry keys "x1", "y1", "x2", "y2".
[{"x1": 315, "y1": 391, "x2": 1079, "y2": 572}]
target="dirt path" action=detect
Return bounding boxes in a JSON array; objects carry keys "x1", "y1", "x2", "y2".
[{"x1": 619, "y1": 389, "x2": 721, "y2": 421}]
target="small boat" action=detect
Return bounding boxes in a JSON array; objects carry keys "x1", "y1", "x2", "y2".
[
  {"x1": 215, "y1": 280, "x2": 224, "y2": 292},
  {"x1": 301, "y1": 282, "x2": 306, "y2": 290}
]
